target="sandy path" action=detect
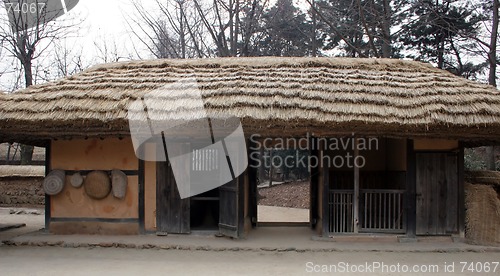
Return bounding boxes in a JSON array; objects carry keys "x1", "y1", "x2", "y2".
[
  {"x1": 0, "y1": 247, "x2": 499, "y2": 275},
  {"x1": 258, "y1": 205, "x2": 309, "y2": 223},
  {"x1": 0, "y1": 207, "x2": 44, "y2": 241}
]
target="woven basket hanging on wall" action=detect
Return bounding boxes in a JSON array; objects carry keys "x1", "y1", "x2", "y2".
[
  {"x1": 70, "y1": 172, "x2": 84, "y2": 188},
  {"x1": 43, "y1": 170, "x2": 66, "y2": 195},
  {"x1": 111, "y1": 170, "x2": 128, "y2": 199},
  {"x1": 84, "y1": 170, "x2": 111, "y2": 199}
]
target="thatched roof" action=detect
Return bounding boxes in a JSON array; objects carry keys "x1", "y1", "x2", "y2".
[{"x1": 0, "y1": 57, "x2": 500, "y2": 143}]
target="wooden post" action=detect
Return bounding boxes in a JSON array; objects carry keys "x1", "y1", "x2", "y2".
[
  {"x1": 268, "y1": 148, "x2": 273, "y2": 187},
  {"x1": 44, "y1": 140, "x2": 51, "y2": 232},
  {"x1": 406, "y1": 139, "x2": 417, "y2": 237},
  {"x1": 353, "y1": 138, "x2": 359, "y2": 233},
  {"x1": 457, "y1": 144, "x2": 465, "y2": 238},
  {"x1": 309, "y1": 137, "x2": 319, "y2": 229},
  {"x1": 248, "y1": 139, "x2": 258, "y2": 227},
  {"x1": 258, "y1": 146, "x2": 265, "y2": 184},
  {"x1": 138, "y1": 158, "x2": 145, "y2": 234},
  {"x1": 321, "y1": 139, "x2": 329, "y2": 237}
]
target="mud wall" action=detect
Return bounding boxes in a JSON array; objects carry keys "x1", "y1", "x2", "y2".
[
  {"x1": 49, "y1": 138, "x2": 140, "y2": 234},
  {"x1": 0, "y1": 176, "x2": 44, "y2": 206}
]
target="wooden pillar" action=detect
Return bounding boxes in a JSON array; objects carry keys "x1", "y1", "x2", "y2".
[
  {"x1": 44, "y1": 140, "x2": 51, "y2": 232},
  {"x1": 353, "y1": 138, "x2": 359, "y2": 233},
  {"x1": 320, "y1": 138, "x2": 329, "y2": 237},
  {"x1": 457, "y1": 144, "x2": 465, "y2": 238},
  {"x1": 258, "y1": 146, "x2": 265, "y2": 185},
  {"x1": 406, "y1": 139, "x2": 417, "y2": 237},
  {"x1": 138, "y1": 158, "x2": 145, "y2": 234},
  {"x1": 268, "y1": 148, "x2": 273, "y2": 187},
  {"x1": 309, "y1": 137, "x2": 319, "y2": 229},
  {"x1": 248, "y1": 139, "x2": 258, "y2": 228}
]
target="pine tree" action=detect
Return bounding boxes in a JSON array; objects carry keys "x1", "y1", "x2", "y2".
[
  {"x1": 399, "y1": 0, "x2": 485, "y2": 77},
  {"x1": 257, "y1": 0, "x2": 313, "y2": 56}
]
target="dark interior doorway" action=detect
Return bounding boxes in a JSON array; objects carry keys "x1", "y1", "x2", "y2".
[{"x1": 190, "y1": 189, "x2": 219, "y2": 231}]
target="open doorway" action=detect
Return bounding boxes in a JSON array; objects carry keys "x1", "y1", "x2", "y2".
[{"x1": 256, "y1": 148, "x2": 310, "y2": 225}]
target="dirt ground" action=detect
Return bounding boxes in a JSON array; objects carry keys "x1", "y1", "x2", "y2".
[
  {"x1": 0, "y1": 207, "x2": 45, "y2": 241},
  {"x1": 1, "y1": 207, "x2": 500, "y2": 275},
  {"x1": 0, "y1": 247, "x2": 499, "y2": 275},
  {"x1": 258, "y1": 181, "x2": 309, "y2": 209}
]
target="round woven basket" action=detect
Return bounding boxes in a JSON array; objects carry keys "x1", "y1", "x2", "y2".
[
  {"x1": 70, "y1": 172, "x2": 84, "y2": 188},
  {"x1": 43, "y1": 170, "x2": 65, "y2": 195},
  {"x1": 111, "y1": 170, "x2": 128, "y2": 199},
  {"x1": 84, "y1": 170, "x2": 111, "y2": 199}
]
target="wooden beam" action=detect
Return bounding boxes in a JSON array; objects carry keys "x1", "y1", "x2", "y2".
[
  {"x1": 457, "y1": 143, "x2": 465, "y2": 238},
  {"x1": 406, "y1": 139, "x2": 417, "y2": 237}
]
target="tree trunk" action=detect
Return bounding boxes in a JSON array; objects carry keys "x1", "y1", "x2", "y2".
[
  {"x1": 6, "y1": 143, "x2": 12, "y2": 164},
  {"x1": 381, "y1": 0, "x2": 392, "y2": 58},
  {"x1": 20, "y1": 145, "x2": 34, "y2": 165},
  {"x1": 486, "y1": 146, "x2": 496, "y2": 171},
  {"x1": 489, "y1": 0, "x2": 498, "y2": 87},
  {"x1": 437, "y1": 37, "x2": 445, "y2": 69},
  {"x1": 486, "y1": 0, "x2": 499, "y2": 171},
  {"x1": 311, "y1": 0, "x2": 317, "y2": 57},
  {"x1": 20, "y1": 60, "x2": 34, "y2": 165},
  {"x1": 179, "y1": 2, "x2": 186, "y2": 59}
]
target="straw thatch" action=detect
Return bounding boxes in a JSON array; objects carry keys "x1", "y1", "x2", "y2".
[
  {"x1": 465, "y1": 171, "x2": 500, "y2": 187},
  {"x1": 1, "y1": 57, "x2": 500, "y2": 142},
  {"x1": 465, "y1": 183, "x2": 500, "y2": 245}
]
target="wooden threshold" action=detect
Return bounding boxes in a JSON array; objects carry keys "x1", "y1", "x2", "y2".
[{"x1": 257, "y1": 222, "x2": 310, "y2": 227}]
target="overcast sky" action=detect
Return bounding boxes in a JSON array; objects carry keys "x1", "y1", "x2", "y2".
[{"x1": 0, "y1": 0, "x2": 155, "y2": 91}]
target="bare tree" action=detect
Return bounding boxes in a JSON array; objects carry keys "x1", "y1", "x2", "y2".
[
  {"x1": 127, "y1": 0, "x2": 209, "y2": 59},
  {"x1": 127, "y1": 0, "x2": 270, "y2": 58},
  {"x1": 52, "y1": 39, "x2": 86, "y2": 78},
  {"x1": 93, "y1": 33, "x2": 132, "y2": 64},
  {"x1": 192, "y1": 0, "x2": 267, "y2": 57},
  {"x1": 0, "y1": 0, "x2": 82, "y2": 164}
]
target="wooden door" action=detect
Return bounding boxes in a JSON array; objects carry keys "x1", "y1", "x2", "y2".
[
  {"x1": 156, "y1": 160, "x2": 190, "y2": 234},
  {"x1": 416, "y1": 153, "x2": 458, "y2": 235},
  {"x1": 219, "y1": 176, "x2": 241, "y2": 238}
]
